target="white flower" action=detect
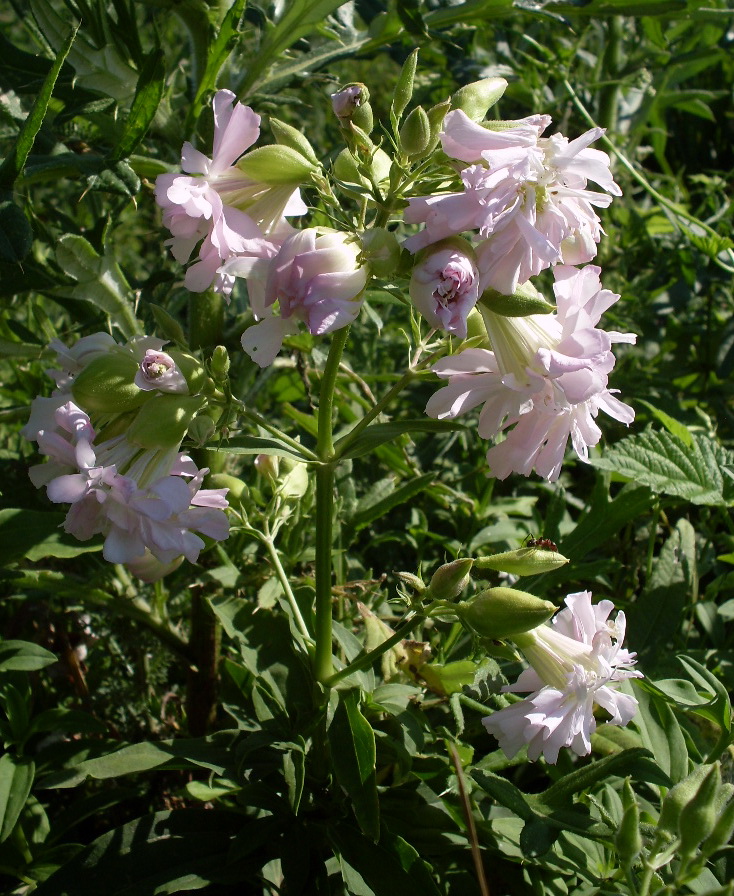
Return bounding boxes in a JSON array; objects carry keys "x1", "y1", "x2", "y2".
[
  {"x1": 409, "y1": 239, "x2": 480, "y2": 337},
  {"x1": 482, "y1": 591, "x2": 641, "y2": 763}
]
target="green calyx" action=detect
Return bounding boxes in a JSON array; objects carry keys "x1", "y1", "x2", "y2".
[{"x1": 455, "y1": 587, "x2": 556, "y2": 640}]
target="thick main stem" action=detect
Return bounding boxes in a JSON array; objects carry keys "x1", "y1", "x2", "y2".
[{"x1": 313, "y1": 327, "x2": 350, "y2": 684}]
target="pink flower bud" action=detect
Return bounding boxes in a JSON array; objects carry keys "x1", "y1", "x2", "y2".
[
  {"x1": 409, "y1": 239, "x2": 480, "y2": 337},
  {"x1": 331, "y1": 84, "x2": 365, "y2": 120}
]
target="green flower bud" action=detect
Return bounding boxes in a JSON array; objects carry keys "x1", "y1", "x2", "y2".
[
  {"x1": 352, "y1": 100, "x2": 374, "y2": 135},
  {"x1": 424, "y1": 558, "x2": 473, "y2": 601},
  {"x1": 391, "y1": 49, "x2": 418, "y2": 123},
  {"x1": 475, "y1": 547, "x2": 569, "y2": 576},
  {"x1": 426, "y1": 99, "x2": 452, "y2": 148},
  {"x1": 479, "y1": 281, "x2": 555, "y2": 315},
  {"x1": 456, "y1": 587, "x2": 556, "y2": 639},
  {"x1": 360, "y1": 228, "x2": 401, "y2": 278},
  {"x1": 187, "y1": 414, "x2": 216, "y2": 447},
  {"x1": 658, "y1": 763, "x2": 717, "y2": 836},
  {"x1": 451, "y1": 77, "x2": 508, "y2": 122},
  {"x1": 207, "y1": 472, "x2": 247, "y2": 503},
  {"x1": 237, "y1": 145, "x2": 317, "y2": 185},
  {"x1": 333, "y1": 147, "x2": 391, "y2": 197},
  {"x1": 71, "y1": 353, "x2": 147, "y2": 414},
  {"x1": 615, "y1": 778, "x2": 642, "y2": 864},
  {"x1": 279, "y1": 462, "x2": 308, "y2": 498},
  {"x1": 168, "y1": 349, "x2": 206, "y2": 393},
  {"x1": 210, "y1": 345, "x2": 230, "y2": 384},
  {"x1": 127, "y1": 395, "x2": 206, "y2": 450},
  {"x1": 399, "y1": 106, "x2": 431, "y2": 158},
  {"x1": 678, "y1": 764, "x2": 722, "y2": 856},
  {"x1": 701, "y1": 797, "x2": 734, "y2": 857},
  {"x1": 268, "y1": 117, "x2": 319, "y2": 165},
  {"x1": 395, "y1": 571, "x2": 426, "y2": 594}
]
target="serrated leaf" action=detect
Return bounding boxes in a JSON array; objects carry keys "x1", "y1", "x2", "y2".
[
  {"x1": 0, "y1": 22, "x2": 78, "y2": 188},
  {"x1": 54, "y1": 235, "x2": 140, "y2": 338},
  {"x1": 112, "y1": 46, "x2": 165, "y2": 161},
  {"x1": 328, "y1": 690, "x2": 379, "y2": 841},
  {"x1": 593, "y1": 430, "x2": 734, "y2": 506}
]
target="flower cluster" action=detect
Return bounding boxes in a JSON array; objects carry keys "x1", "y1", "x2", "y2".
[
  {"x1": 482, "y1": 591, "x2": 641, "y2": 763},
  {"x1": 426, "y1": 265, "x2": 635, "y2": 480},
  {"x1": 156, "y1": 90, "x2": 368, "y2": 367},
  {"x1": 405, "y1": 109, "x2": 621, "y2": 297},
  {"x1": 155, "y1": 89, "x2": 307, "y2": 297},
  {"x1": 23, "y1": 335, "x2": 229, "y2": 580}
]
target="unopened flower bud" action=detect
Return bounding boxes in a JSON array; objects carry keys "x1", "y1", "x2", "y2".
[
  {"x1": 424, "y1": 558, "x2": 473, "y2": 601},
  {"x1": 615, "y1": 778, "x2": 642, "y2": 864},
  {"x1": 126, "y1": 550, "x2": 184, "y2": 582},
  {"x1": 168, "y1": 350, "x2": 206, "y2": 393},
  {"x1": 127, "y1": 395, "x2": 206, "y2": 450},
  {"x1": 658, "y1": 762, "x2": 717, "y2": 836},
  {"x1": 333, "y1": 147, "x2": 391, "y2": 196},
  {"x1": 210, "y1": 345, "x2": 230, "y2": 383},
  {"x1": 701, "y1": 798, "x2": 734, "y2": 858},
  {"x1": 360, "y1": 228, "x2": 401, "y2": 278},
  {"x1": 479, "y1": 281, "x2": 555, "y2": 315},
  {"x1": 268, "y1": 117, "x2": 319, "y2": 165},
  {"x1": 456, "y1": 587, "x2": 556, "y2": 640},
  {"x1": 410, "y1": 238, "x2": 479, "y2": 338},
  {"x1": 255, "y1": 453, "x2": 280, "y2": 480},
  {"x1": 207, "y1": 473, "x2": 246, "y2": 503},
  {"x1": 331, "y1": 83, "x2": 368, "y2": 121},
  {"x1": 395, "y1": 571, "x2": 426, "y2": 594},
  {"x1": 475, "y1": 547, "x2": 569, "y2": 576},
  {"x1": 399, "y1": 105, "x2": 431, "y2": 158},
  {"x1": 426, "y1": 99, "x2": 452, "y2": 150},
  {"x1": 679, "y1": 764, "x2": 722, "y2": 856},
  {"x1": 451, "y1": 77, "x2": 508, "y2": 122},
  {"x1": 391, "y1": 49, "x2": 418, "y2": 122},
  {"x1": 237, "y1": 145, "x2": 317, "y2": 185},
  {"x1": 187, "y1": 414, "x2": 216, "y2": 446},
  {"x1": 71, "y1": 353, "x2": 147, "y2": 414}
]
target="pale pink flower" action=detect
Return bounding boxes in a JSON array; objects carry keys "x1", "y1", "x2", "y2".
[
  {"x1": 24, "y1": 337, "x2": 230, "y2": 577},
  {"x1": 404, "y1": 110, "x2": 621, "y2": 295},
  {"x1": 240, "y1": 229, "x2": 368, "y2": 367},
  {"x1": 426, "y1": 266, "x2": 635, "y2": 481},
  {"x1": 409, "y1": 240, "x2": 480, "y2": 338},
  {"x1": 134, "y1": 349, "x2": 188, "y2": 394},
  {"x1": 483, "y1": 591, "x2": 641, "y2": 763},
  {"x1": 155, "y1": 90, "x2": 305, "y2": 295}
]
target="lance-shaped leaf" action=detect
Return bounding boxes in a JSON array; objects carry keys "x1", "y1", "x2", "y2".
[
  {"x1": 328, "y1": 690, "x2": 379, "y2": 841},
  {"x1": 0, "y1": 755, "x2": 34, "y2": 842}
]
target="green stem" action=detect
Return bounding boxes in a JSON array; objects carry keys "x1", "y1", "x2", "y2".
[
  {"x1": 325, "y1": 612, "x2": 421, "y2": 687},
  {"x1": 312, "y1": 327, "x2": 350, "y2": 684},
  {"x1": 262, "y1": 535, "x2": 313, "y2": 643},
  {"x1": 188, "y1": 291, "x2": 224, "y2": 350},
  {"x1": 562, "y1": 79, "x2": 734, "y2": 274}
]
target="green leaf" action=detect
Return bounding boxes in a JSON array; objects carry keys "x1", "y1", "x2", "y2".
[
  {"x1": 0, "y1": 508, "x2": 101, "y2": 564},
  {"x1": 629, "y1": 520, "x2": 694, "y2": 652},
  {"x1": 593, "y1": 430, "x2": 734, "y2": 506},
  {"x1": 239, "y1": 0, "x2": 348, "y2": 96},
  {"x1": 336, "y1": 419, "x2": 464, "y2": 460},
  {"x1": 0, "y1": 22, "x2": 78, "y2": 188},
  {"x1": 33, "y1": 809, "x2": 245, "y2": 896},
  {"x1": 217, "y1": 434, "x2": 311, "y2": 463},
  {"x1": 636, "y1": 400, "x2": 694, "y2": 448},
  {"x1": 111, "y1": 46, "x2": 165, "y2": 161},
  {"x1": 54, "y1": 235, "x2": 140, "y2": 338},
  {"x1": 328, "y1": 690, "x2": 379, "y2": 841},
  {"x1": 330, "y1": 824, "x2": 441, "y2": 896},
  {"x1": 632, "y1": 687, "x2": 688, "y2": 784},
  {"x1": 185, "y1": 0, "x2": 247, "y2": 135},
  {"x1": 0, "y1": 201, "x2": 33, "y2": 262},
  {"x1": 677, "y1": 655, "x2": 732, "y2": 760},
  {"x1": 349, "y1": 472, "x2": 434, "y2": 532},
  {"x1": 0, "y1": 755, "x2": 34, "y2": 842},
  {"x1": 148, "y1": 303, "x2": 187, "y2": 347},
  {"x1": 0, "y1": 640, "x2": 57, "y2": 672}
]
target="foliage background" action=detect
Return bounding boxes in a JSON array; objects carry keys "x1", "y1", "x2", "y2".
[{"x1": 0, "y1": 0, "x2": 733, "y2": 894}]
